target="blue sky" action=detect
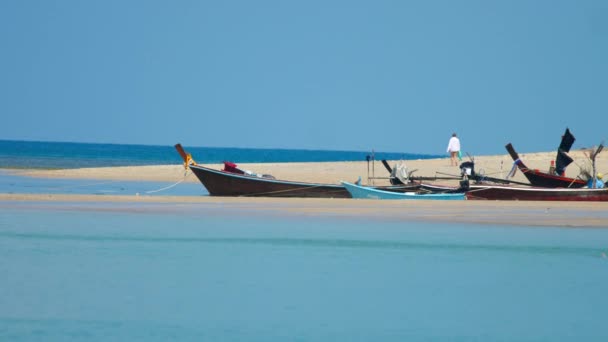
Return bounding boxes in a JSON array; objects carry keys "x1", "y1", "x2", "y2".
[{"x1": 1, "y1": 0, "x2": 606, "y2": 155}]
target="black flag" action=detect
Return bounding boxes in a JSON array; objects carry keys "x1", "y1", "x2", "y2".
[{"x1": 555, "y1": 128, "x2": 575, "y2": 175}]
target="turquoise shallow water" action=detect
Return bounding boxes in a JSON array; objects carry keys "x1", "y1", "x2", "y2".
[
  {"x1": 1, "y1": 202, "x2": 608, "y2": 341},
  {"x1": 0, "y1": 170, "x2": 207, "y2": 196}
]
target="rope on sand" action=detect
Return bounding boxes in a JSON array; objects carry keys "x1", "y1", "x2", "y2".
[{"x1": 144, "y1": 170, "x2": 192, "y2": 194}]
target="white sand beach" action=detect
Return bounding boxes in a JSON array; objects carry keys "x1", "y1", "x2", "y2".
[{"x1": 9, "y1": 149, "x2": 608, "y2": 186}]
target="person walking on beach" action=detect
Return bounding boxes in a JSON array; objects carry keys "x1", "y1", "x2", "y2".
[{"x1": 446, "y1": 133, "x2": 461, "y2": 166}]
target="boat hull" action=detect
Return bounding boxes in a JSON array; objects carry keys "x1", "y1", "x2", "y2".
[
  {"x1": 418, "y1": 183, "x2": 488, "y2": 193},
  {"x1": 517, "y1": 169, "x2": 586, "y2": 188},
  {"x1": 466, "y1": 185, "x2": 608, "y2": 201},
  {"x1": 190, "y1": 164, "x2": 351, "y2": 198},
  {"x1": 505, "y1": 143, "x2": 586, "y2": 188},
  {"x1": 342, "y1": 181, "x2": 465, "y2": 200}
]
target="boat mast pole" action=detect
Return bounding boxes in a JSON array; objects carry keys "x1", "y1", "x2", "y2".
[
  {"x1": 591, "y1": 144, "x2": 604, "y2": 188},
  {"x1": 366, "y1": 154, "x2": 370, "y2": 185},
  {"x1": 372, "y1": 149, "x2": 375, "y2": 186}
]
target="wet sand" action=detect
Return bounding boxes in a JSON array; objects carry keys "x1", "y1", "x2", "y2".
[{"x1": 1, "y1": 193, "x2": 607, "y2": 228}]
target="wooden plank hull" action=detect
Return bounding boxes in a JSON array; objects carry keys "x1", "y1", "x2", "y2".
[
  {"x1": 190, "y1": 164, "x2": 351, "y2": 198},
  {"x1": 505, "y1": 143, "x2": 586, "y2": 188},
  {"x1": 516, "y1": 168, "x2": 586, "y2": 188},
  {"x1": 466, "y1": 185, "x2": 608, "y2": 201},
  {"x1": 419, "y1": 183, "x2": 487, "y2": 193},
  {"x1": 342, "y1": 181, "x2": 465, "y2": 200}
]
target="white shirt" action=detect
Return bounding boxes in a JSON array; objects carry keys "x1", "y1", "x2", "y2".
[{"x1": 447, "y1": 137, "x2": 460, "y2": 153}]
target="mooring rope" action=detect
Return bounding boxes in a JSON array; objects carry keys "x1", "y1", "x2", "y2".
[{"x1": 144, "y1": 170, "x2": 192, "y2": 194}]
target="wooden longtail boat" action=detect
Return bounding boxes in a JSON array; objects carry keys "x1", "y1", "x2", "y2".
[
  {"x1": 505, "y1": 144, "x2": 586, "y2": 188},
  {"x1": 341, "y1": 181, "x2": 465, "y2": 200},
  {"x1": 465, "y1": 185, "x2": 608, "y2": 201},
  {"x1": 418, "y1": 183, "x2": 608, "y2": 201},
  {"x1": 175, "y1": 144, "x2": 420, "y2": 198},
  {"x1": 189, "y1": 164, "x2": 351, "y2": 198},
  {"x1": 505, "y1": 128, "x2": 587, "y2": 188},
  {"x1": 381, "y1": 159, "x2": 530, "y2": 187},
  {"x1": 175, "y1": 144, "x2": 351, "y2": 198}
]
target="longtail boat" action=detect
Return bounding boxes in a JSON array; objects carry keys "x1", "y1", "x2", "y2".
[
  {"x1": 465, "y1": 185, "x2": 608, "y2": 201},
  {"x1": 505, "y1": 128, "x2": 587, "y2": 188},
  {"x1": 175, "y1": 144, "x2": 420, "y2": 198},
  {"x1": 190, "y1": 164, "x2": 354, "y2": 198},
  {"x1": 175, "y1": 144, "x2": 351, "y2": 198},
  {"x1": 341, "y1": 181, "x2": 465, "y2": 200},
  {"x1": 418, "y1": 183, "x2": 608, "y2": 201},
  {"x1": 381, "y1": 159, "x2": 530, "y2": 187}
]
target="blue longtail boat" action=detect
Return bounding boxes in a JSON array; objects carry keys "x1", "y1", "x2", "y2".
[{"x1": 341, "y1": 181, "x2": 465, "y2": 200}]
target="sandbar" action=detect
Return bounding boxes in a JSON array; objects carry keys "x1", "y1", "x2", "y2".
[
  {"x1": 2, "y1": 150, "x2": 607, "y2": 228},
  {"x1": 7, "y1": 150, "x2": 608, "y2": 186},
  {"x1": 1, "y1": 193, "x2": 607, "y2": 228}
]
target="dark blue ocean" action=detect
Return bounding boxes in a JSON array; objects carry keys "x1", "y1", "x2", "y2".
[
  {"x1": 0, "y1": 140, "x2": 439, "y2": 169},
  {"x1": 0, "y1": 139, "x2": 440, "y2": 196}
]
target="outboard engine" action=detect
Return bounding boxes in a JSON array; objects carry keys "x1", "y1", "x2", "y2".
[
  {"x1": 459, "y1": 178, "x2": 470, "y2": 191},
  {"x1": 459, "y1": 161, "x2": 475, "y2": 178},
  {"x1": 388, "y1": 162, "x2": 409, "y2": 185},
  {"x1": 459, "y1": 161, "x2": 474, "y2": 189}
]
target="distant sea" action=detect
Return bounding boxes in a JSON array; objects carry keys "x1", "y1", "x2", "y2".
[{"x1": 0, "y1": 140, "x2": 440, "y2": 169}]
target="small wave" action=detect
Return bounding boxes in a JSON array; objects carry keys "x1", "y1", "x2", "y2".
[{"x1": 0, "y1": 231, "x2": 602, "y2": 257}]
